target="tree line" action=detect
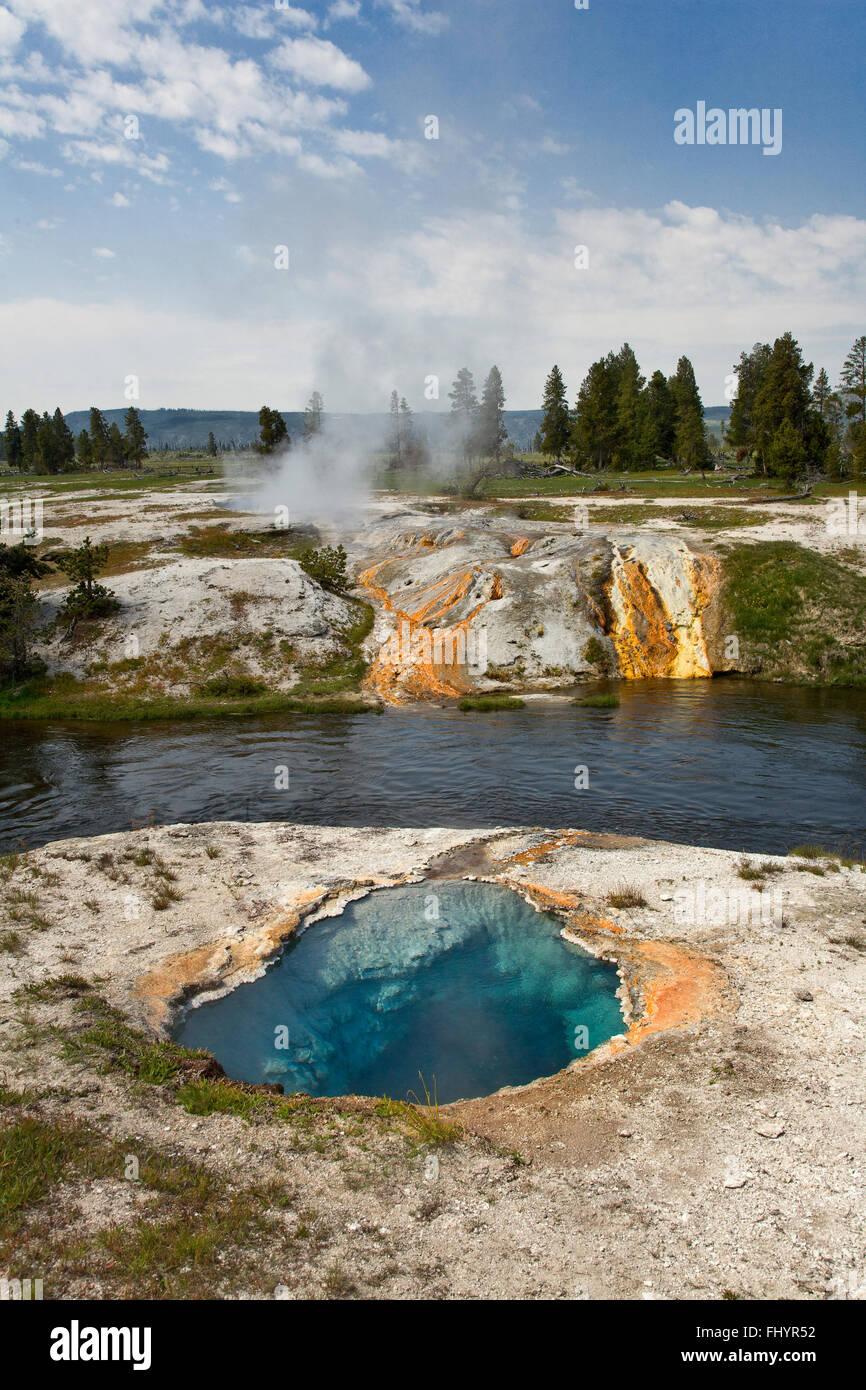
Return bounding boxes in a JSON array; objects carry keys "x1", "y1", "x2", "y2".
[
  {"x1": 537, "y1": 332, "x2": 866, "y2": 480},
  {"x1": 725, "y1": 334, "x2": 865, "y2": 479},
  {"x1": 2, "y1": 406, "x2": 148, "y2": 473}
]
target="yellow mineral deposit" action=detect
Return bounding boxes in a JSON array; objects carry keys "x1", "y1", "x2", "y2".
[
  {"x1": 359, "y1": 538, "x2": 504, "y2": 704},
  {"x1": 608, "y1": 543, "x2": 720, "y2": 679}
]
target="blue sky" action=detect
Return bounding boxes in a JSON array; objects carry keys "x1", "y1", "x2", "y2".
[{"x1": 1, "y1": 0, "x2": 864, "y2": 412}]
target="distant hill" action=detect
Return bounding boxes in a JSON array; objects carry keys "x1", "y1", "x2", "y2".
[{"x1": 63, "y1": 407, "x2": 727, "y2": 452}]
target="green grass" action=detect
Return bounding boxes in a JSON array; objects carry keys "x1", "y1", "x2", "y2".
[
  {"x1": 175, "y1": 522, "x2": 317, "y2": 560},
  {"x1": 572, "y1": 693, "x2": 620, "y2": 708},
  {"x1": 0, "y1": 682, "x2": 381, "y2": 722},
  {"x1": 458, "y1": 694, "x2": 525, "y2": 712},
  {"x1": 721, "y1": 542, "x2": 866, "y2": 685}
]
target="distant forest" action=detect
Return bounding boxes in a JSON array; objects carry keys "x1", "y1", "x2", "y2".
[{"x1": 2, "y1": 330, "x2": 863, "y2": 481}]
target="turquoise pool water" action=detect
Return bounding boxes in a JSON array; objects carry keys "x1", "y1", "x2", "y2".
[{"x1": 175, "y1": 879, "x2": 625, "y2": 1104}]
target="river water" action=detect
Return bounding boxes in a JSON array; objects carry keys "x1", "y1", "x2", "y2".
[{"x1": 1, "y1": 680, "x2": 864, "y2": 856}]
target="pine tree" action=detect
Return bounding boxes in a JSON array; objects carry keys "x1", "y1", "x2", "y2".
[
  {"x1": 106, "y1": 422, "x2": 126, "y2": 466},
  {"x1": 448, "y1": 368, "x2": 479, "y2": 462},
  {"x1": 767, "y1": 419, "x2": 807, "y2": 482},
  {"x1": 76, "y1": 430, "x2": 93, "y2": 470},
  {"x1": 36, "y1": 412, "x2": 59, "y2": 474},
  {"x1": 478, "y1": 365, "x2": 507, "y2": 462},
  {"x1": 639, "y1": 370, "x2": 677, "y2": 464},
  {"x1": 20, "y1": 409, "x2": 40, "y2": 471},
  {"x1": 539, "y1": 365, "x2": 570, "y2": 462},
  {"x1": 4, "y1": 411, "x2": 22, "y2": 472},
  {"x1": 839, "y1": 336, "x2": 866, "y2": 435},
  {"x1": 303, "y1": 391, "x2": 324, "y2": 440},
  {"x1": 671, "y1": 356, "x2": 711, "y2": 471},
  {"x1": 570, "y1": 355, "x2": 619, "y2": 469},
  {"x1": 725, "y1": 343, "x2": 772, "y2": 457},
  {"x1": 88, "y1": 407, "x2": 111, "y2": 467},
  {"x1": 613, "y1": 343, "x2": 645, "y2": 470},
  {"x1": 206, "y1": 432, "x2": 218, "y2": 458},
  {"x1": 812, "y1": 368, "x2": 832, "y2": 416},
  {"x1": 387, "y1": 390, "x2": 401, "y2": 469},
  {"x1": 257, "y1": 407, "x2": 289, "y2": 455},
  {"x1": 50, "y1": 408, "x2": 75, "y2": 471},
  {"x1": 123, "y1": 406, "x2": 148, "y2": 466},
  {"x1": 751, "y1": 333, "x2": 814, "y2": 473}
]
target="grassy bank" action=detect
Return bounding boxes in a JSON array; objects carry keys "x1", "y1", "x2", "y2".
[
  {"x1": 720, "y1": 541, "x2": 866, "y2": 686},
  {"x1": 0, "y1": 685, "x2": 381, "y2": 722}
]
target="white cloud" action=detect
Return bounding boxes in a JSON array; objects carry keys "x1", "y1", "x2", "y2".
[
  {"x1": 331, "y1": 126, "x2": 422, "y2": 171},
  {"x1": 297, "y1": 150, "x2": 361, "y2": 179},
  {"x1": 271, "y1": 5, "x2": 319, "y2": 29},
  {"x1": 0, "y1": 4, "x2": 25, "y2": 54},
  {"x1": 4, "y1": 203, "x2": 864, "y2": 412},
  {"x1": 17, "y1": 159, "x2": 62, "y2": 176},
  {"x1": 62, "y1": 140, "x2": 170, "y2": 182},
  {"x1": 0, "y1": 105, "x2": 45, "y2": 138},
  {"x1": 210, "y1": 176, "x2": 242, "y2": 202},
  {"x1": 270, "y1": 36, "x2": 370, "y2": 91},
  {"x1": 36, "y1": 217, "x2": 62, "y2": 229},
  {"x1": 91, "y1": 246, "x2": 115, "y2": 258},
  {"x1": 7, "y1": 0, "x2": 161, "y2": 67},
  {"x1": 374, "y1": 0, "x2": 449, "y2": 36},
  {"x1": 328, "y1": 1, "x2": 362, "y2": 20},
  {"x1": 110, "y1": 191, "x2": 130, "y2": 206}
]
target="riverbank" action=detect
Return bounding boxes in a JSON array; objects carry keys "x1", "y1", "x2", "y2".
[
  {"x1": 1, "y1": 822, "x2": 864, "y2": 1299},
  {"x1": 3, "y1": 481, "x2": 865, "y2": 719}
]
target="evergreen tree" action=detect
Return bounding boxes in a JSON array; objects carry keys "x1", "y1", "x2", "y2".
[
  {"x1": 613, "y1": 343, "x2": 645, "y2": 470},
  {"x1": 57, "y1": 536, "x2": 118, "y2": 618},
  {"x1": 76, "y1": 430, "x2": 93, "y2": 470},
  {"x1": 20, "y1": 409, "x2": 40, "y2": 470},
  {"x1": 4, "y1": 411, "x2": 22, "y2": 472},
  {"x1": 106, "y1": 422, "x2": 126, "y2": 467},
  {"x1": 36, "y1": 412, "x2": 60, "y2": 474},
  {"x1": 725, "y1": 343, "x2": 772, "y2": 457},
  {"x1": 448, "y1": 368, "x2": 479, "y2": 462},
  {"x1": 88, "y1": 407, "x2": 111, "y2": 467},
  {"x1": 812, "y1": 368, "x2": 832, "y2": 417},
  {"x1": 478, "y1": 365, "x2": 507, "y2": 462},
  {"x1": 570, "y1": 354, "x2": 619, "y2": 469},
  {"x1": 639, "y1": 370, "x2": 677, "y2": 464},
  {"x1": 839, "y1": 335, "x2": 866, "y2": 435},
  {"x1": 257, "y1": 406, "x2": 289, "y2": 454},
  {"x1": 123, "y1": 406, "x2": 148, "y2": 466},
  {"x1": 751, "y1": 333, "x2": 814, "y2": 473},
  {"x1": 387, "y1": 390, "x2": 402, "y2": 469},
  {"x1": 539, "y1": 364, "x2": 570, "y2": 462},
  {"x1": 206, "y1": 431, "x2": 218, "y2": 457},
  {"x1": 671, "y1": 356, "x2": 711, "y2": 471},
  {"x1": 51, "y1": 408, "x2": 76, "y2": 471},
  {"x1": 767, "y1": 418, "x2": 807, "y2": 482},
  {"x1": 303, "y1": 391, "x2": 324, "y2": 440}
]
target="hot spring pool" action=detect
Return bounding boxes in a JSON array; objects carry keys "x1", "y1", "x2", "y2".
[{"x1": 175, "y1": 880, "x2": 625, "y2": 1104}]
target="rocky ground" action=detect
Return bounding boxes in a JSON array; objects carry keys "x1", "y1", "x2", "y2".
[
  {"x1": 1, "y1": 822, "x2": 864, "y2": 1300},
  {"x1": 13, "y1": 476, "x2": 865, "y2": 705}
]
